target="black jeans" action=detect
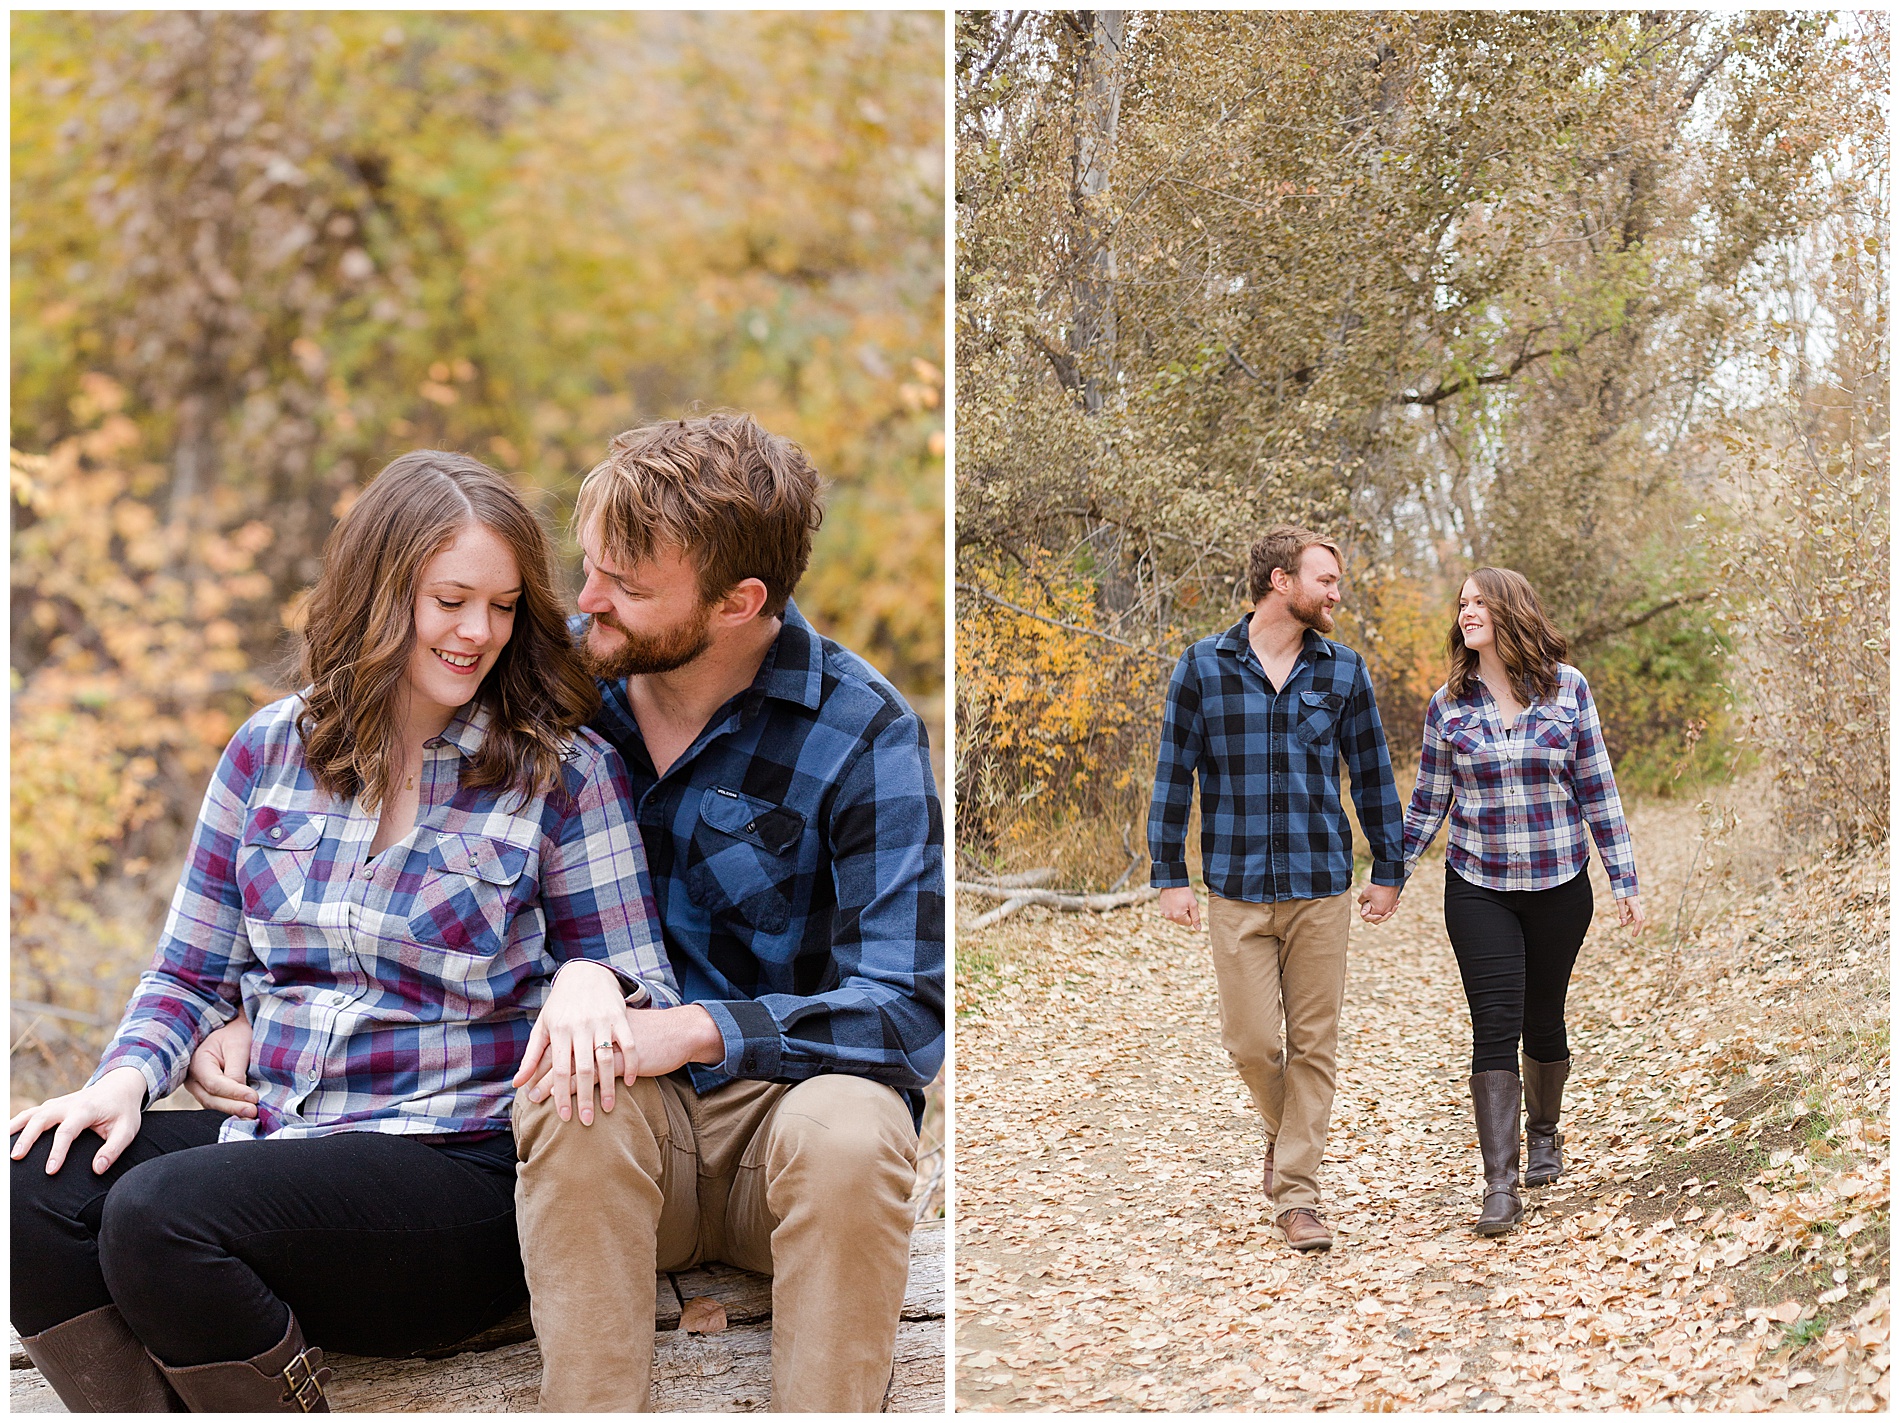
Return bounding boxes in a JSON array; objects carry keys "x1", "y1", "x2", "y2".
[
  {"x1": 11, "y1": 1109, "x2": 525, "y2": 1367},
  {"x1": 1443, "y1": 865, "x2": 1594, "y2": 1075}
]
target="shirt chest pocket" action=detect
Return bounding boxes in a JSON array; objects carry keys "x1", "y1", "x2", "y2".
[
  {"x1": 407, "y1": 833, "x2": 533, "y2": 957},
  {"x1": 1443, "y1": 716, "x2": 1489, "y2": 758},
  {"x1": 685, "y1": 787, "x2": 804, "y2": 936},
  {"x1": 237, "y1": 809, "x2": 326, "y2": 924},
  {"x1": 1530, "y1": 704, "x2": 1578, "y2": 752},
  {"x1": 1294, "y1": 690, "x2": 1345, "y2": 746}
]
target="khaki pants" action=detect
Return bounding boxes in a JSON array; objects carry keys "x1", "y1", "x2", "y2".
[
  {"x1": 1206, "y1": 890, "x2": 1352, "y2": 1212},
  {"x1": 513, "y1": 1071, "x2": 918, "y2": 1412}
]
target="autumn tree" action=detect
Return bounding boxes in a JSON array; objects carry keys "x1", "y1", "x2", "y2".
[
  {"x1": 956, "y1": 10, "x2": 1884, "y2": 870},
  {"x1": 11, "y1": 11, "x2": 944, "y2": 1037}
]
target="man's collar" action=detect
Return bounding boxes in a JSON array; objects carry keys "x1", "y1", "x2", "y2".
[
  {"x1": 1218, "y1": 613, "x2": 1336, "y2": 659},
  {"x1": 750, "y1": 600, "x2": 824, "y2": 711}
]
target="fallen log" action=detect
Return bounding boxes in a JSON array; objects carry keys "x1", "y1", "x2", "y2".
[
  {"x1": 8, "y1": 1222, "x2": 944, "y2": 1413},
  {"x1": 956, "y1": 881, "x2": 1159, "y2": 930},
  {"x1": 967, "y1": 867, "x2": 1057, "y2": 888}
]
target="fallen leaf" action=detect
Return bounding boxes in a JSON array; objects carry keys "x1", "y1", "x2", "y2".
[{"x1": 679, "y1": 1296, "x2": 728, "y2": 1334}]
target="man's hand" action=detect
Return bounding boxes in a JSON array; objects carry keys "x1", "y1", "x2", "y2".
[
  {"x1": 186, "y1": 1015, "x2": 257, "y2": 1118},
  {"x1": 1616, "y1": 894, "x2": 1647, "y2": 934},
  {"x1": 1158, "y1": 886, "x2": 1202, "y2": 930},
  {"x1": 1357, "y1": 881, "x2": 1400, "y2": 924}
]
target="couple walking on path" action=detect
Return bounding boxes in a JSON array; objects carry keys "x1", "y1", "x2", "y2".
[{"x1": 1149, "y1": 527, "x2": 1647, "y2": 1253}]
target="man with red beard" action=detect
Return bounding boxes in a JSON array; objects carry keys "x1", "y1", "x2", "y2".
[
  {"x1": 1149, "y1": 526, "x2": 1405, "y2": 1254},
  {"x1": 507, "y1": 414, "x2": 943, "y2": 1411}
]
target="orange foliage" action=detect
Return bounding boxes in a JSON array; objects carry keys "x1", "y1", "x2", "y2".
[
  {"x1": 955, "y1": 556, "x2": 1173, "y2": 859},
  {"x1": 12, "y1": 378, "x2": 279, "y2": 1014}
]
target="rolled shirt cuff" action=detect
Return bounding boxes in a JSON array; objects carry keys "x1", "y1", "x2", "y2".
[
  {"x1": 697, "y1": 998, "x2": 782, "y2": 1079},
  {"x1": 551, "y1": 956, "x2": 677, "y2": 1010},
  {"x1": 1149, "y1": 861, "x2": 1191, "y2": 890},
  {"x1": 90, "y1": 1044, "x2": 169, "y2": 1109}
]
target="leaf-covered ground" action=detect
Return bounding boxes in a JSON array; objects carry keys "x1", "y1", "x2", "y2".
[{"x1": 954, "y1": 799, "x2": 1889, "y2": 1411}]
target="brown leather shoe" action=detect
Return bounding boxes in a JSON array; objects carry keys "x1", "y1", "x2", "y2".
[
  {"x1": 1262, "y1": 1141, "x2": 1275, "y2": 1199},
  {"x1": 1276, "y1": 1207, "x2": 1332, "y2": 1253}
]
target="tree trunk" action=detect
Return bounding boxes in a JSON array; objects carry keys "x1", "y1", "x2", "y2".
[{"x1": 1070, "y1": 10, "x2": 1124, "y2": 416}]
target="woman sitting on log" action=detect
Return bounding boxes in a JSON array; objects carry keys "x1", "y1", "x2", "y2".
[{"x1": 10, "y1": 452, "x2": 678, "y2": 1413}]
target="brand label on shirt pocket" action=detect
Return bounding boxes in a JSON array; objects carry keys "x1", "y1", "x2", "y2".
[
  {"x1": 686, "y1": 787, "x2": 803, "y2": 935},
  {"x1": 237, "y1": 807, "x2": 326, "y2": 923},
  {"x1": 1294, "y1": 690, "x2": 1345, "y2": 746},
  {"x1": 409, "y1": 832, "x2": 533, "y2": 956}
]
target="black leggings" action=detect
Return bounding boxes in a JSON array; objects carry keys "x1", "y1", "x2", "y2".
[
  {"x1": 11, "y1": 1109, "x2": 525, "y2": 1366},
  {"x1": 1443, "y1": 865, "x2": 1594, "y2": 1075}
]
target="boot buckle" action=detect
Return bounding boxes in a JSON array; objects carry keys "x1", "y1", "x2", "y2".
[{"x1": 281, "y1": 1350, "x2": 328, "y2": 1412}]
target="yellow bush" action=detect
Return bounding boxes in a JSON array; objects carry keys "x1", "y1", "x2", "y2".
[{"x1": 12, "y1": 385, "x2": 278, "y2": 1014}]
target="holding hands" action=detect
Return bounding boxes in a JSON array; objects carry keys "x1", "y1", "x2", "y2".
[
  {"x1": 177, "y1": 966, "x2": 728, "y2": 1134},
  {"x1": 512, "y1": 961, "x2": 727, "y2": 1125},
  {"x1": 513, "y1": 961, "x2": 642, "y2": 1125},
  {"x1": 1357, "y1": 881, "x2": 1402, "y2": 925}
]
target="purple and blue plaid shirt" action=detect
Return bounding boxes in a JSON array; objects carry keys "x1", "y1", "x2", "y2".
[
  {"x1": 91, "y1": 695, "x2": 679, "y2": 1140},
  {"x1": 1402, "y1": 664, "x2": 1639, "y2": 898}
]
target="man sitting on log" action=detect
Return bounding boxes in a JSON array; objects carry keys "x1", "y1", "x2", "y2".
[{"x1": 190, "y1": 414, "x2": 945, "y2": 1412}]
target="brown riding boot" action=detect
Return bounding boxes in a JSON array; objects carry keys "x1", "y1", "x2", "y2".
[
  {"x1": 154, "y1": 1312, "x2": 332, "y2": 1413},
  {"x1": 20, "y1": 1303, "x2": 187, "y2": 1412},
  {"x1": 1470, "y1": 1071, "x2": 1524, "y2": 1236},
  {"x1": 1521, "y1": 1053, "x2": 1571, "y2": 1187}
]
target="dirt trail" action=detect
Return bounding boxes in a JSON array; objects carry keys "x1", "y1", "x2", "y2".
[{"x1": 953, "y1": 801, "x2": 1889, "y2": 1412}]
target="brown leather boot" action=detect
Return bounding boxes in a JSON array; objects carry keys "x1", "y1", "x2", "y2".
[
  {"x1": 153, "y1": 1312, "x2": 332, "y2": 1413},
  {"x1": 1470, "y1": 1071, "x2": 1524, "y2": 1236},
  {"x1": 1276, "y1": 1207, "x2": 1332, "y2": 1253},
  {"x1": 1521, "y1": 1053, "x2": 1570, "y2": 1187},
  {"x1": 1261, "y1": 1141, "x2": 1275, "y2": 1199},
  {"x1": 20, "y1": 1303, "x2": 187, "y2": 1412}
]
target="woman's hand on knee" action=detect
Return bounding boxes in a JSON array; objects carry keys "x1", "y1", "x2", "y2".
[
  {"x1": 516, "y1": 960, "x2": 634, "y2": 1126},
  {"x1": 7, "y1": 1066, "x2": 148, "y2": 1175}
]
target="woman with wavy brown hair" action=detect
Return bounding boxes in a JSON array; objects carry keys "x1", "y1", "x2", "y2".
[
  {"x1": 1401, "y1": 567, "x2": 1645, "y2": 1237},
  {"x1": 10, "y1": 451, "x2": 680, "y2": 1412}
]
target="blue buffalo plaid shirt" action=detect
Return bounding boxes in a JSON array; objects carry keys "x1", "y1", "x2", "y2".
[
  {"x1": 582, "y1": 602, "x2": 945, "y2": 1124},
  {"x1": 92, "y1": 696, "x2": 679, "y2": 1140},
  {"x1": 1149, "y1": 618, "x2": 1406, "y2": 902}
]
